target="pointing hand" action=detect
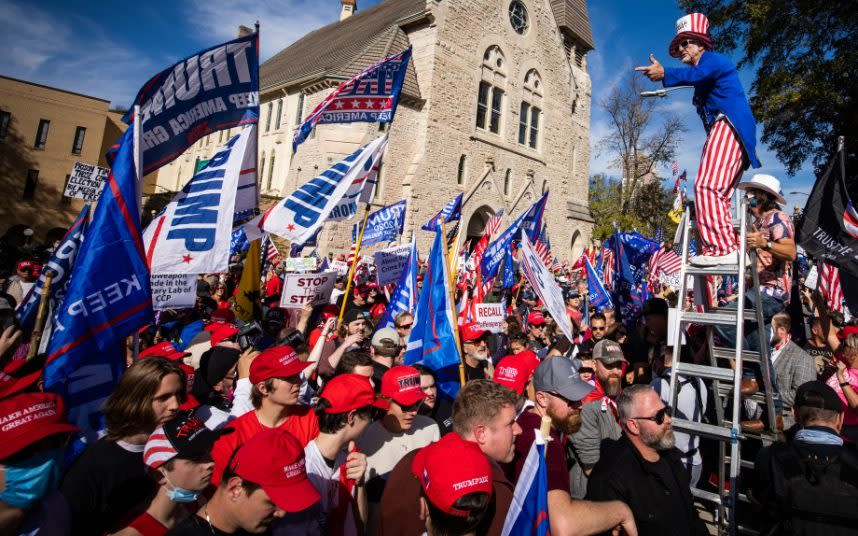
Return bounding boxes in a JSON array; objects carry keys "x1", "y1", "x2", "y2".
[{"x1": 634, "y1": 54, "x2": 664, "y2": 82}]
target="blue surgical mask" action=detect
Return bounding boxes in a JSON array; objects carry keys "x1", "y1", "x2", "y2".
[
  {"x1": 0, "y1": 448, "x2": 63, "y2": 510},
  {"x1": 164, "y1": 474, "x2": 200, "y2": 503}
]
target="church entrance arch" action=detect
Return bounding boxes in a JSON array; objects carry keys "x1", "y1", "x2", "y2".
[{"x1": 464, "y1": 205, "x2": 496, "y2": 247}]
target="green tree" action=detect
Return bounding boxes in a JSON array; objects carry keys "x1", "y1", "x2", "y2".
[
  {"x1": 679, "y1": 0, "x2": 858, "y2": 193},
  {"x1": 589, "y1": 174, "x2": 676, "y2": 241}
]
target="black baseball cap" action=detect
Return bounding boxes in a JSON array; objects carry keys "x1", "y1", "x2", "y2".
[
  {"x1": 794, "y1": 381, "x2": 843, "y2": 413},
  {"x1": 143, "y1": 410, "x2": 232, "y2": 469}
]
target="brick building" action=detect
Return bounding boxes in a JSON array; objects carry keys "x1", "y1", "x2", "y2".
[
  {"x1": 150, "y1": 0, "x2": 596, "y2": 260},
  {"x1": 0, "y1": 75, "x2": 126, "y2": 238}
]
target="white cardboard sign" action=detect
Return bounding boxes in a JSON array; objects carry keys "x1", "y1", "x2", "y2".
[
  {"x1": 280, "y1": 271, "x2": 337, "y2": 308},
  {"x1": 64, "y1": 162, "x2": 109, "y2": 201},
  {"x1": 475, "y1": 302, "x2": 505, "y2": 333},
  {"x1": 151, "y1": 274, "x2": 198, "y2": 311}
]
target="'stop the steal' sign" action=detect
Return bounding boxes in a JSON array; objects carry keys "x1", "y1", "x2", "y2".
[
  {"x1": 124, "y1": 33, "x2": 259, "y2": 175},
  {"x1": 64, "y1": 162, "x2": 108, "y2": 202},
  {"x1": 280, "y1": 271, "x2": 337, "y2": 308}
]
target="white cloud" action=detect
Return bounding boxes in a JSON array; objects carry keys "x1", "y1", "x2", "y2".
[
  {"x1": 183, "y1": 0, "x2": 344, "y2": 62},
  {"x1": 0, "y1": 1, "x2": 156, "y2": 107}
]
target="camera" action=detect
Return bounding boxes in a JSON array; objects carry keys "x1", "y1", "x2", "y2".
[{"x1": 237, "y1": 322, "x2": 265, "y2": 352}]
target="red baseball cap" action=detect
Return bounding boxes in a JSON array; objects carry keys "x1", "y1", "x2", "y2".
[
  {"x1": 411, "y1": 432, "x2": 493, "y2": 517},
  {"x1": 209, "y1": 308, "x2": 236, "y2": 323},
  {"x1": 381, "y1": 365, "x2": 426, "y2": 406},
  {"x1": 459, "y1": 322, "x2": 487, "y2": 343},
  {"x1": 319, "y1": 304, "x2": 340, "y2": 321},
  {"x1": 837, "y1": 325, "x2": 858, "y2": 340},
  {"x1": 527, "y1": 310, "x2": 546, "y2": 326},
  {"x1": 15, "y1": 260, "x2": 33, "y2": 272},
  {"x1": 228, "y1": 429, "x2": 320, "y2": 513},
  {"x1": 139, "y1": 341, "x2": 191, "y2": 361},
  {"x1": 249, "y1": 346, "x2": 305, "y2": 384},
  {"x1": 0, "y1": 355, "x2": 45, "y2": 400},
  {"x1": 208, "y1": 322, "x2": 239, "y2": 346},
  {"x1": 515, "y1": 350, "x2": 541, "y2": 375},
  {"x1": 492, "y1": 356, "x2": 530, "y2": 395},
  {"x1": 319, "y1": 373, "x2": 390, "y2": 413},
  {"x1": 0, "y1": 392, "x2": 78, "y2": 460}
]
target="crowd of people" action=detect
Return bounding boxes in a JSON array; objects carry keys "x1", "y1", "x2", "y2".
[{"x1": 1, "y1": 10, "x2": 857, "y2": 536}]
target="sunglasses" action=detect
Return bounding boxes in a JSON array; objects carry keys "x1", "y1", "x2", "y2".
[
  {"x1": 633, "y1": 406, "x2": 672, "y2": 425},
  {"x1": 549, "y1": 392, "x2": 583, "y2": 409},
  {"x1": 591, "y1": 327, "x2": 606, "y2": 331},
  {"x1": 679, "y1": 39, "x2": 696, "y2": 49},
  {"x1": 396, "y1": 323, "x2": 413, "y2": 329},
  {"x1": 397, "y1": 399, "x2": 424, "y2": 413}
]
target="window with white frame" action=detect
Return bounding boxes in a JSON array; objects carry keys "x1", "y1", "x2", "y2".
[
  {"x1": 476, "y1": 46, "x2": 506, "y2": 135},
  {"x1": 518, "y1": 69, "x2": 543, "y2": 149}
]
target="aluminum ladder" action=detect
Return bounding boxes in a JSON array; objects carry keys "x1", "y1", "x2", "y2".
[{"x1": 667, "y1": 197, "x2": 779, "y2": 536}]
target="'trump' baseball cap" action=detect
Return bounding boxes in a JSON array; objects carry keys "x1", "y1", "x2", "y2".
[
  {"x1": 229, "y1": 429, "x2": 320, "y2": 513},
  {"x1": 412, "y1": 432, "x2": 493, "y2": 517},
  {"x1": 143, "y1": 410, "x2": 232, "y2": 469},
  {"x1": 381, "y1": 365, "x2": 426, "y2": 406}
]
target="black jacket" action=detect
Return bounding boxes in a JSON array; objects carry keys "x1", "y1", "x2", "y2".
[{"x1": 586, "y1": 435, "x2": 708, "y2": 536}]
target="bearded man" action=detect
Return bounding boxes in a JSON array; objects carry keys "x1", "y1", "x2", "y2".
[
  {"x1": 569, "y1": 340, "x2": 626, "y2": 498},
  {"x1": 503, "y1": 357, "x2": 637, "y2": 536},
  {"x1": 587, "y1": 385, "x2": 708, "y2": 536}
]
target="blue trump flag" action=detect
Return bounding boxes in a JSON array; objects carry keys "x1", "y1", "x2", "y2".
[
  {"x1": 585, "y1": 256, "x2": 612, "y2": 311},
  {"x1": 605, "y1": 232, "x2": 658, "y2": 327},
  {"x1": 18, "y1": 205, "x2": 90, "y2": 331},
  {"x1": 423, "y1": 193, "x2": 463, "y2": 232},
  {"x1": 522, "y1": 191, "x2": 548, "y2": 241},
  {"x1": 123, "y1": 33, "x2": 259, "y2": 174},
  {"x1": 404, "y1": 229, "x2": 461, "y2": 400},
  {"x1": 501, "y1": 430, "x2": 550, "y2": 536},
  {"x1": 294, "y1": 47, "x2": 411, "y2": 150},
  {"x1": 45, "y1": 124, "x2": 153, "y2": 388},
  {"x1": 377, "y1": 238, "x2": 419, "y2": 330},
  {"x1": 481, "y1": 211, "x2": 527, "y2": 280},
  {"x1": 352, "y1": 199, "x2": 406, "y2": 246},
  {"x1": 502, "y1": 248, "x2": 515, "y2": 289},
  {"x1": 229, "y1": 226, "x2": 251, "y2": 256}
]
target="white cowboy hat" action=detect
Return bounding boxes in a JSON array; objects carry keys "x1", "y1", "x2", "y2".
[{"x1": 736, "y1": 174, "x2": 787, "y2": 205}]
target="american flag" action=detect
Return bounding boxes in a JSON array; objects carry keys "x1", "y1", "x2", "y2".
[
  {"x1": 469, "y1": 210, "x2": 505, "y2": 276},
  {"x1": 263, "y1": 236, "x2": 280, "y2": 262},
  {"x1": 672, "y1": 161, "x2": 678, "y2": 177},
  {"x1": 533, "y1": 240, "x2": 553, "y2": 269},
  {"x1": 647, "y1": 246, "x2": 682, "y2": 290},
  {"x1": 821, "y1": 263, "x2": 844, "y2": 313},
  {"x1": 293, "y1": 48, "x2": 412, "y2": 150},
  {"x1": 346, "y1": 243, "x2": 359, "y2": 265}
]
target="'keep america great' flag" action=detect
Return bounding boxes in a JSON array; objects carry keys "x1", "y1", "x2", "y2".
[{"x1": 122, "y1": 33, "x2": 259, "y2": 175}]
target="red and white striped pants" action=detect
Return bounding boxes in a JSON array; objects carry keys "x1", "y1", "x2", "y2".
[{"x1": 694, "y1": 119, "x2": 746, "y2": 256}]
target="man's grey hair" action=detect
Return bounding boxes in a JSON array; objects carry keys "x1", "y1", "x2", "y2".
[{"x1": 617, "y1": 384, "x2": 656, "y2": 424}]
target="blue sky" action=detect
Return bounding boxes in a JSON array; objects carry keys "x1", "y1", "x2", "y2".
[{"x1": 0, "y1": 0, "x2": 814, "y2": 208}]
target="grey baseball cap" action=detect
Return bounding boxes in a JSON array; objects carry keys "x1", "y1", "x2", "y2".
[
  {"x1": 533, "y1": 357, "x2": 594, "y2": 402},
  {"x1": 592, "y1": 339, "x2": 627, "y2": 364}
]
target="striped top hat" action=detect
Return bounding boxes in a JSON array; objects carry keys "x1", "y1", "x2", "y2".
[{"x1": 669, "y1": 13, "x2": 714, "y2": 58}]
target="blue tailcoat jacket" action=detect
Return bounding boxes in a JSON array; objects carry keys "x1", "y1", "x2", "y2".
[{"x1": 663, "y1": 51, "x2": 761, "y2": 169}]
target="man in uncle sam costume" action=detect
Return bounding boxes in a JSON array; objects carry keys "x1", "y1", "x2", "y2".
[{"x1": 637, "y1": 13, "x2": 761, "y2": 266}]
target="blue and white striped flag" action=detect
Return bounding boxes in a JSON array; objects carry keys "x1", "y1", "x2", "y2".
[
  {"x1": 501, "y1": 429, "x2": 550, "y2": 536},
  {"x1": 377, "y1": 238, "x2": 419, "y2": 330}
]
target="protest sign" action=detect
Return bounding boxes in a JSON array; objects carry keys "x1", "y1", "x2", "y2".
[
  {"x1": 64, "y1": 162, "x2": 108, "y2": 201},
  {"x1": 286, "y1": 257, "x2": 317, "y2": 272},
  {"x1": 475, "y1": 303, "x2": 505, "y2": 333},
  {"x1": 280, "y1": 271, "x2": 337, "y2": 308},
  {"x1": 151, "y1": 274, "x2": 197, "y2": 311},
  {"x1": 374, "y1": 244, "x2": 411, "y2": 287},
  {"x1": 331, "y1": 260, "x2": 349, "y2": 276}
]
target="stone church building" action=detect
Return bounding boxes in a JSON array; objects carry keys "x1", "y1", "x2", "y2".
[{"x1": 151, "y1": 0, "x2": 595, "y2": 260}]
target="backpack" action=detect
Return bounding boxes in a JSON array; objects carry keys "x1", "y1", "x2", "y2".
[{"x1": 768, "y1": 441, "x2": 858, "y2": 535}]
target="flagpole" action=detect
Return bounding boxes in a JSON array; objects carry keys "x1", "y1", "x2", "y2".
[
  {"x1": 132, "y1": 104, "x2": 144, "y2": 360},
  {"x1": 440, "y1": 217, "x2": 466, "y2": 387},
  {"x1": 338, "y1": 205, "x2": 372, "y2": 325},
  {"x1": 26, "y1": 272, "x2": 54, "y2": 361}
]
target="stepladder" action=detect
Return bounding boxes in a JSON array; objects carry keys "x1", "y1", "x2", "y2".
[{"x1": 666, "y1": 197, "x2": 780, "y2": 536}]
